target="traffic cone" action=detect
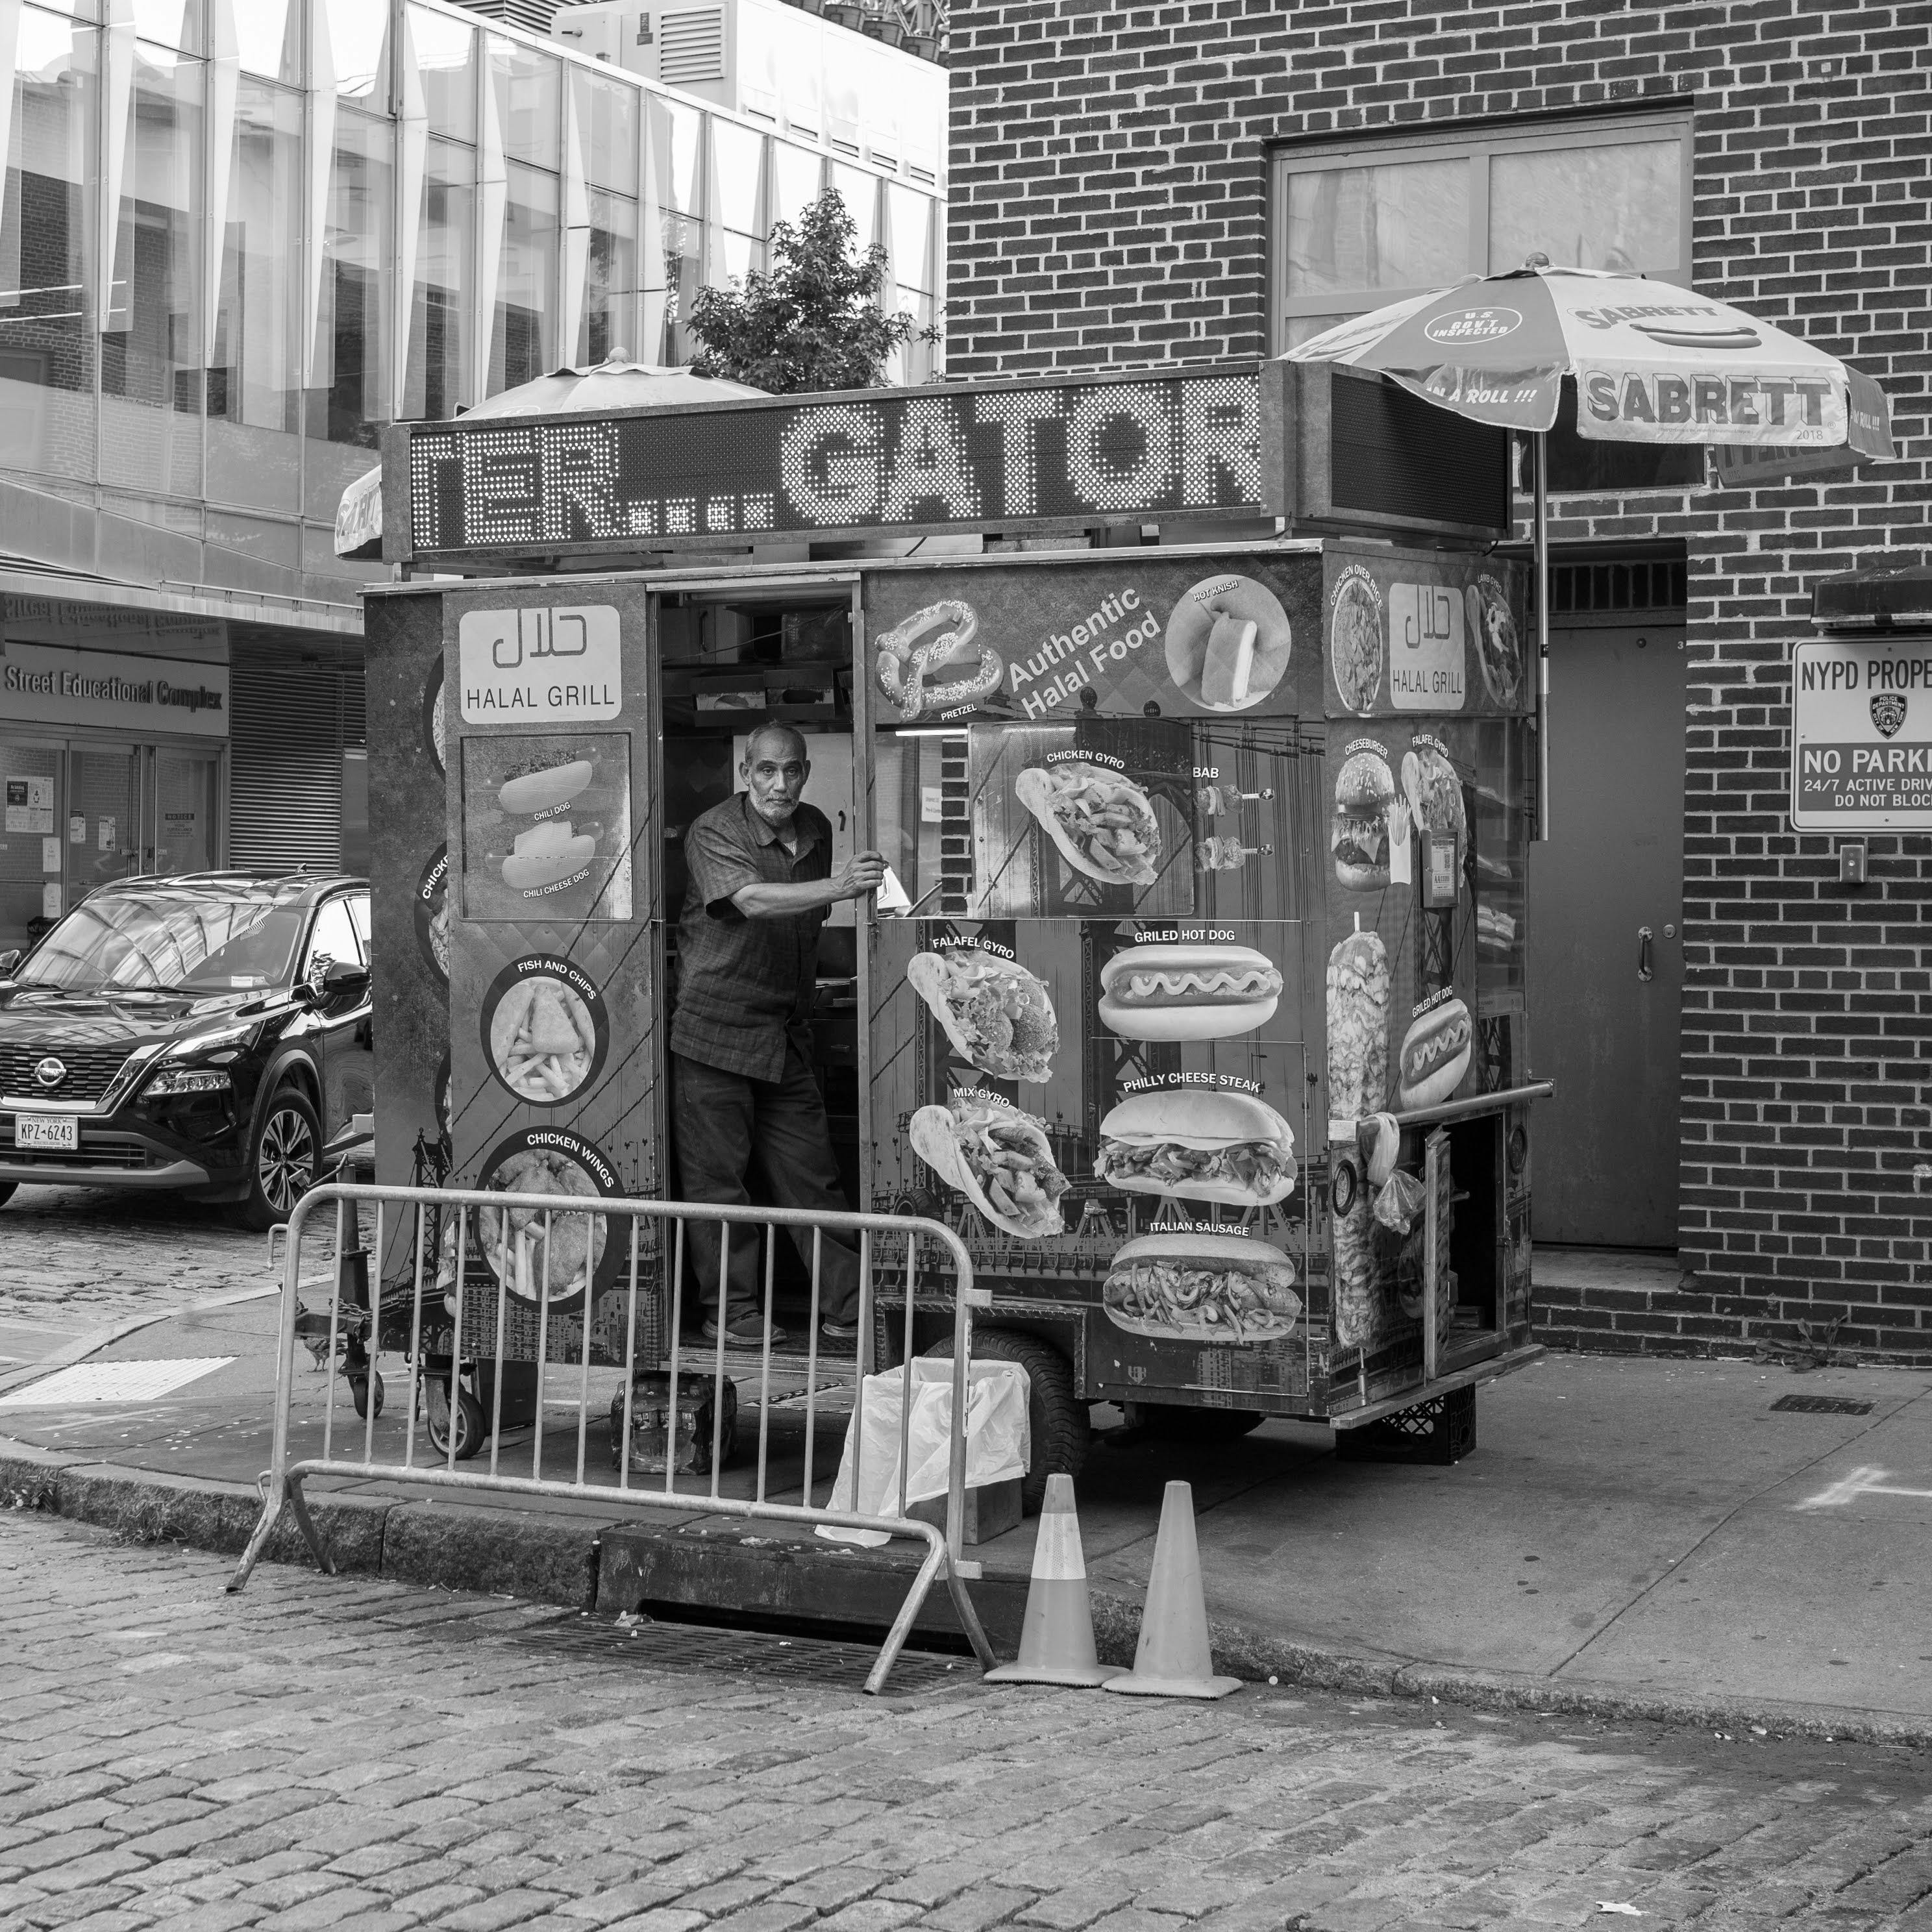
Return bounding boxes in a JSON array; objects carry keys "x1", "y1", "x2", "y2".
[
  {"x1": 1103, "y1": 1480, "x2": 1241, "y2": 1700},
  {"x1": 984, "y1": 1474, "x2": 1124, "y2": 1687}
]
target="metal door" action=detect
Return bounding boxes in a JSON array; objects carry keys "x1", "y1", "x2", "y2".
[{"x1": 1526, "y1": 625, "x2": 1685, "y2": 1247}]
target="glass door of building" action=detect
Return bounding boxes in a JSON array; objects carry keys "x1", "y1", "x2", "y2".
[{"x1": 0, "y1": 739, "x2": 227, "y2": 957}]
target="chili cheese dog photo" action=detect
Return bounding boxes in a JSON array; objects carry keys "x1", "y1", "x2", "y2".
[
  {"x1": 910, "y1": 1093, "x2": 1069, "y2": 1239},
  {"x1": 906, "y1": 949, "x2": 1058, "y2": 1083},
  {"x1": 499, "y1": 758, "x2": 594, "y2": 816},
  {"x1": 1014, "y1": 762, "x2": 1163, "y2": 889},
  {"x1": 1094, "y1": 1089, "x2": 1296, "y2": 1208},
  {"x1": 1396, "y1": 995, "x2": 1473, "y2": 1109},
  {"x1": 1102, "y1": 1231, "x2": 1300, "y2": 1343},
  {"x1": 1331, "y1": 747, "x2": 1397, "y2": 890},
  {"x1": 1097, "y1": 942, "x2": 1282, "y2": 1041}
]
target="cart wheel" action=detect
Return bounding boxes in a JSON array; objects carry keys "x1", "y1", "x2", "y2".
[
  {"x1": 350, "y1": 1371, "x2": 386, "y2": 1421},
  {"x1": 932, "y1": 1328, "x2": 1087, "y2": 1515},
  {"x1": 425, "y1": 1379, "x2": 485, "y2": 1461},
  {"x1": 1135, "y1": 1404, "x2": 1265, "y2": 1443}
]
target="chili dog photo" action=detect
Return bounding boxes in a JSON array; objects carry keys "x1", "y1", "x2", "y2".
[
  {"x1": 875, "y1": 599, "x2": 1004, "y2": 719},
  {"x1": 1094, "y1": 1089, "x2": 1296, "y2": 1208},
  {"x1": 907, "y1": 948, "x2": 1058, "y2": 1082},
  {"x1": 1014, "y1": 761, "x2": 1162, "y2": 888},
  {"x1": 1396, "y1": 994, "x2": 1473, "y2": 1109},
  {"x1": 910, "y1": 1093, "x2": 1069, "y2": 1238},
  {"x1": 1097, "y1": 941, "x2": 1282, "y2": 1041},
  {"x1": 1102, "y1": 1232, "x2": 1301, "y2": 1343},
  {"x1": 1331, "y1": 745, "x2": 1398, "y2": 890}
]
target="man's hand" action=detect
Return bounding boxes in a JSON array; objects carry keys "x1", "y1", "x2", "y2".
[{"x1": 834, "y1": 850, "x2": 889, "y2": 900}]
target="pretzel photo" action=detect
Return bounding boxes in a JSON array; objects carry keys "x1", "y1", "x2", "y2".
[{"x1": 875, "y1": 599, "x2": 1002, "y2": 717}]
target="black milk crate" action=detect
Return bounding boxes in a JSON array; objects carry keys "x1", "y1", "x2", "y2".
[{"x1": 1334, "y1": 1382, "x2": 1476, "y2": 1466}]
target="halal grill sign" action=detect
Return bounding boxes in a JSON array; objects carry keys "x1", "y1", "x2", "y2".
[
  {"x1": 1790, "y1": 637, "x2": 1932, "y2": 830},
  {"x1": 397, "y1": 369, "x2": 1265, "y2": 560}
]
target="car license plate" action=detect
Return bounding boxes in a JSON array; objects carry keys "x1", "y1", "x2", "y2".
[{"x1": 16, "y1": 1113, "x2": 78, "y2": 1152}]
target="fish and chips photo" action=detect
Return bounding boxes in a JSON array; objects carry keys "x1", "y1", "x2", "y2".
[
  {"x1": 1013, "y1": 762, "x2": 1163, "y2": 888},
  {"x1": 1102, "y1": 1232, "x2": 1300, "y2": 1343},
  {"x1": 910, "y1": 1093, "x2": 1069, "y2": 1238},
  {"x1": 489, "y1": 972, "x2": 599, "y2": 1104},
  {"x1": 478, "y1": 1146, "x2": 607, "y2": 1304},
  {"x1": 906, "y1": 948, "x2": 1058, "y2": 1082}
]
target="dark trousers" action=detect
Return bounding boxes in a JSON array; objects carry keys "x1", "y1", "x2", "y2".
[{"x1": 671, "y1": 1046, "x2": 861, "y2": 1324}]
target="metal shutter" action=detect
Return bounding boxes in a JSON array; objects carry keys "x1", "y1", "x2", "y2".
[{"x1": 227, "y1": 639, "x2": 366, "y2": 870}]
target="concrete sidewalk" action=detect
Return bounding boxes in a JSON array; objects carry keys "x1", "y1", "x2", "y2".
[{"x1": 2, "y1": 1279, "x2": 1929, "y2": 1741}]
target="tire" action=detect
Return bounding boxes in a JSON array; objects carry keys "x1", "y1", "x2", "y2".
[
  {"x1": 237, "y1": 1086, "x2": 322, "y2": 1232},
  {"x1": 0, "y1": 1182, "x2": 16, "y2": 1209},
  {"x1": 425, "y1": 1378, "x2": 485, "y2": 1461},
  {"x1": 1137, "y1": 1404, "x2": 1266, "y2": 1443},
  {"x1": 932, "y1": 1326, "x2": 1088, "y2": 1515},
  {"x1": 350, "y1": 1371, "x2": 385, "y2": 1421}
]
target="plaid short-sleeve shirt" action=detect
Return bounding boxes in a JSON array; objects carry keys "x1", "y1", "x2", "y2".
[{"x1": 669, "y1": 793, "x2": 832, "y2": 1083}]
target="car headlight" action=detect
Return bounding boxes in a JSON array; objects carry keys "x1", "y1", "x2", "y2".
[{"x1": 144, "y1": 1067, "x2": 234, "y2": 1097}]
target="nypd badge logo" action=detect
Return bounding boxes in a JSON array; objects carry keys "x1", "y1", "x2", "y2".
[{"x1": 1871, "y1": 691, "x2": 1907, "y2": 739}]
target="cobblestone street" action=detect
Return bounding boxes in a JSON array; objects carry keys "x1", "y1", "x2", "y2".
[{"x1": 3, "y1": 1514, "x2": 1929, "y2": 1932}]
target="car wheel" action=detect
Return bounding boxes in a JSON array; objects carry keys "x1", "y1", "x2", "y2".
[
  {"x1": 238, "y1": 1086, "x2": 322, "y2": 1231},
  {"x1": 0, "y1": 1182, "x2": 16, "y2": 1209}
]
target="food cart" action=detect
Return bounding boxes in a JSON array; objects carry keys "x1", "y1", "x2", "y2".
[{"x1": 362, "y1": 362, "x2": 1548, "y2": 1478}]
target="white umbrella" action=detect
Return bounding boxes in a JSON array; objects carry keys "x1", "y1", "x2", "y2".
[
  {"x1": 1285, "y1": 262, "x2": 1894, "y2": 834},
  {"x1": 334, "y1": 358, "x2": 769, "y2": 559}
]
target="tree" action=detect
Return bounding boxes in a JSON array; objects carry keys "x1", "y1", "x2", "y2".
[{"x1": 687, "y1": 188, "x2": 935, "y2": 394}]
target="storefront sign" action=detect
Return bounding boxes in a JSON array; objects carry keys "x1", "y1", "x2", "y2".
[
  {"x1": 456, "y1": 605, "x2": 623, "y2": 723},
  {"x1": 0, "y1": 641, "x2": 228, "y2": 738},
  {"x1": 400, "y1": 368, "x2": 1265, "y2": 557},
  {"x1": 1790, "y1": 635, "x2": 1932, "y2": 829},
  {"x1": 1324, "y1": 553, "x2": 1528, "y2": 719}
]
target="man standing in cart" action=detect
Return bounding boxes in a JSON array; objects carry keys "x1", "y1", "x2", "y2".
[{"x1": 671, "y1": 723, "x2": 887, "y2": 1346}]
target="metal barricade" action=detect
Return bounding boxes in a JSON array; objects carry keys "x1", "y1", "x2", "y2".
[{"x1": 227, "y1": 1183, "x2": 997, "y2": 1694}]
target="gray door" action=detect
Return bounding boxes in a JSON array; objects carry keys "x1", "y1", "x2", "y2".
[{"x1": 1527, "y1": 625, "x2": 1685, "y2": 1247}]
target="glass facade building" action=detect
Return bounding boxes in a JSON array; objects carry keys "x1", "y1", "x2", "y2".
[{"x1": 0, "y1": 0, "x2": 943, "y2": 939}]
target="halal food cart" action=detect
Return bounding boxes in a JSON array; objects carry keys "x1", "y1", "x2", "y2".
[{"x1": 364, "y1": 360, "x2": 1548, "y2": 1477}]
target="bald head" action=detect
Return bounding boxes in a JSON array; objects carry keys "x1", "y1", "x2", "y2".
[{"x1": 741, "y1": 724, "x2": 811, "y2": 830}]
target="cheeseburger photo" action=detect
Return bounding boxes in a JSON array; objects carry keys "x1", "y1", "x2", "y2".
[
  {"x1": 1102, "y1": 1231, "x2": 1300, "y2": 1343},
  {"x1": 1331, "y1": 746, "x2": 1398, "y2": 890},
  {"x1": 1095, "y1": 1091, "x2": 1296, "y2": 1208},
  {"x1": 1098, "y1": 941, "x2": 1282, "y2": 1041},
  {"x1": 1396, "y1": 995, "x2": 1473, "y2": 1109}
]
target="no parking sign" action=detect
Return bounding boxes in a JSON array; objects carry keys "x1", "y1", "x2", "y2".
[{"x1": 1790, "y1": 635, "x2": 1932, "y2": 830}]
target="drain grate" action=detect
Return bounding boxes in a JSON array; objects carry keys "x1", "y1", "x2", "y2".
[
  {"x1": 1770, "y1": 1394, "x2": 1874, "y2": 1416},
  {"x1": 515, "y1": 1615, "x2": 974, "y2": 1694}
]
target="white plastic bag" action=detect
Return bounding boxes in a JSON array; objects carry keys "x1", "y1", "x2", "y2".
[{"x1": 817, "y1": 1357, "x2": 1030, "y2": 1545}]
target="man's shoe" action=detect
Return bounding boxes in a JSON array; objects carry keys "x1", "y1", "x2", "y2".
[
  {"x1": 819, "y1": 1319, "x2": 862, "y2": 1344},
  {"x1": 701, "y1": 1314, "x2": 787, "y2": 1348}
]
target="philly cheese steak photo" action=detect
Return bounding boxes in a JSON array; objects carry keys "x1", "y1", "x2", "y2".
[
  {"x1": 1103, "y1": 1232, "x2": 1301, "y2": 1343},
  {"x1": 1013, "y1": 761, "x2": 1163, "y2": 888},
  {"x1": 906, "y1": 948, "x2": 1058, "y2": 1082},
  {"x1": 910, "y1": 1093, "x2": 1071, "y2": 1239},
  {"x1": 1094, "y1": 1089, "x2": 1297, "y2": 1208},
  {"x1": 1097, "y1": 941, "x2": 1282, "y2": 1041}
]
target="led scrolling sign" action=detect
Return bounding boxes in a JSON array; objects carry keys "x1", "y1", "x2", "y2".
[{"x1": 397, "y1": 370, "x2": 1265, "y2": 558}]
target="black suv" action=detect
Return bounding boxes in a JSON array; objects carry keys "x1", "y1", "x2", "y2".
[{"x1": 0, "y1": 871, "x2": 373, "y2": 1228}]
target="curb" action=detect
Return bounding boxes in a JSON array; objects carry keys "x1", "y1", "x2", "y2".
[{"x1": 5, "y1": 1434, "x2": 1929, "y2": 1744}]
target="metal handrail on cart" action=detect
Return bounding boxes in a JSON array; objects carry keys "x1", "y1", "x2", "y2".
[{"x1": 227, "y1": 1183, "x2": 997, "y2": 1695}]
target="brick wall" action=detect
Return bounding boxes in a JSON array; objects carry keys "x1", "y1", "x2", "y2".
[{"x1": 947, "y1": 0, "x2": 1932, "y2": 1359}]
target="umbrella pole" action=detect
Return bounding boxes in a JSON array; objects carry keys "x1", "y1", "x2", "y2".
[{"x1": 1533, "y1": 429, "x2": 1551, "y2": 843}]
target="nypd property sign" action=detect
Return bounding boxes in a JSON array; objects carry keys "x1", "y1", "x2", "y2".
[{"x1": 1790, "y1": 636, "x2": 1932, "y2": 830}]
